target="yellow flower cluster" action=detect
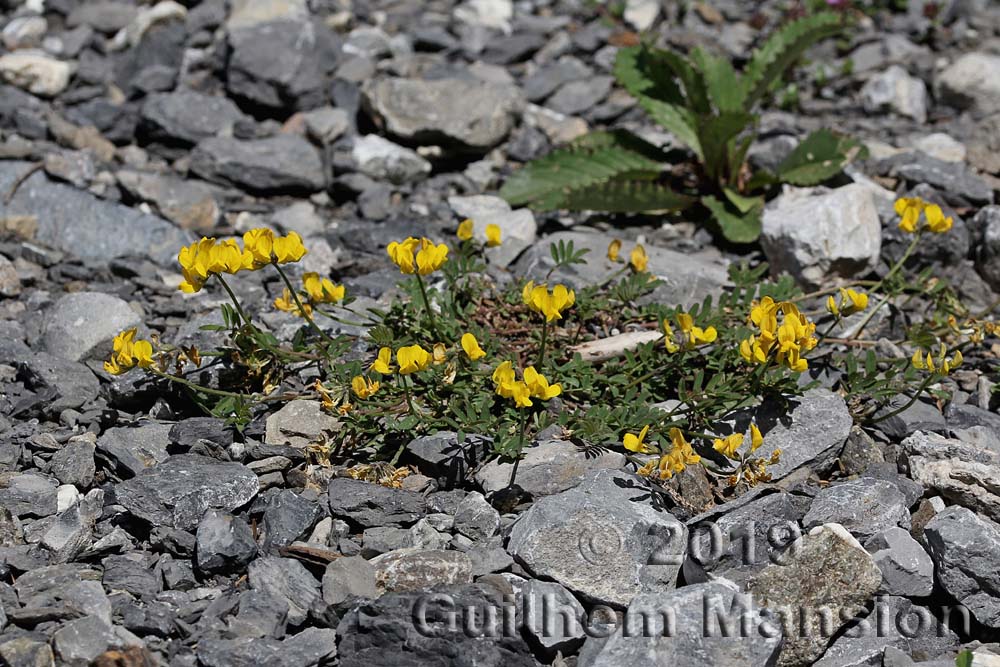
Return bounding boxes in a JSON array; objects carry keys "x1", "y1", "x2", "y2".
[
  {"x1": 178, "y1": 229, "x2": 307, "y2": 293},
  {"x1": 275, "y1": 272, "x2": 346, "y2": 319},
  {"x1": 713, "y1": 423, "x2": 763, "y2": 460},
  {"x1": 492, "y1": 361, "x2": 561, "y2": 408},
  {"x1": 104, "y1": 328, "x2": 155, "y2": 375},
  {"x1": 351, "y1": 375, "x2": 380, "y2": 399},
  {"x1": 663, "y1": 312, "x2": 718, "y2": 352},
  {"x1": 607, "y1": 239, "x2": 649, "y2": 272},
  {"x1": 894, "y1": 197, "x2": 953, "y2": 234},
  {"x1": 386, "y1": 237, "x2": 449, "y2": 275},
  {"x1": 456, "y1": 219, "x2": 502, "y2": 247},
  {"x1": 636, "y1": 428, "x2": 701, "y2": 481},
  {"x1": 522, "y1": 281, "x2": 575, "y2": 322},
  {"x1": 739, "y1": 297, "x2": 818, "y2": 372},
  {"x1": 371, "y1": 344, "x2": 433, "y2": 375},
  {"x1": 826, "y1": 287, "x2": 868, "y2": 318},
  {"x1": 911, "y1": 343, "x2": 963, "y2": 375}
]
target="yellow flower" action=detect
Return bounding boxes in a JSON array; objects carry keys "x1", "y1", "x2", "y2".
[
  {"x1": 624, "y1": 425, "x2": 654, "y2": 454},
  {"x1": 484, "y1": 224, "x2": 501, "y2": 247},
  {"x1": 522, "y1": 281, "x2": 575, "y2": 322},
  {"x1": 607, "y1": 239, "x2": 622, "y2": 262},
  {"x1": 523, "y1": 366, "x2": 561, "y2": 400},
  {"x1": 457, "y1": 219, "x2": 474, "y2": 241},
  {"x1": 415, "y1": 238, "x2": 449, "y2": 275},
  {"x1": 912, "y1": 343, "x2": 962, "y2": 375},
  {"x1": 750, "y1": 423, "x2": 763, "y2": 452},
  {"x1": 676, "y1": 312, "x2": 717, "y2": 349},
  {"x1": 924, "y1": 204, "x2": 953, "y2": 234},
  {"x1": 178, "y1": 237, "x2": 216, "y2": 293},
  {"x1": 657, "y1": 428, "x2": 700, "y2": 480},
  {"x1": 713, "y1": 433, "x2": 743, "y2": 459},
  {"x1": 895, "y1": 197, "x2": 924, "y2": 234},
  {"x1": 104, "y1": 328, "x2": 155, "y2": 375},
  {"x1": 274, "y1": 288, "x2": 311, "y2": 317},
  {"x1": 397, "y1": 344, "x2": 431, "y2": 374},
  {"x1": 211, "y1": 239, "x2": 246, "y2": 274},
  {"x1": 741, "y1": 299, "x2": 816, "y2": 372},
  {"x1": 839, "y1": 288, "x2": 868, "y2": 316},
  {"x1": 662, "y1": 319, "x2": 679, "y2": 353},
  {"x1": 371, "y1": 347, "x2": 393, "y2": 374},
  {"x1": 492, "y1": 361, "x2": 516, "y2": 396},
  {"x1": 629, "y1": 244, "x2": 648, "y2": 272},
  {"x1": 386, "y1": 237, "x2": 420, "y2": 274},
  {"x1": 508, "y1": 381, "x2": 533, "y2": 408},
  {"x1": 461, "y1": 333, "x2": 486, "y2": 361},
  {"x1": 242, "y1": 228, "x2": 275, "y2": 269},
  {"x1": 302, "y1": 273, "x2": 345, "y2": 304},
  {"x1": 351, "y1": 375, "x2": 380, "y2": 399},
  {"x1": 432, "y1": 343, "x2": 447, "y2": 365},
  {"x1": 272, "y1": 231, "x2": 308, "y2": 264}
]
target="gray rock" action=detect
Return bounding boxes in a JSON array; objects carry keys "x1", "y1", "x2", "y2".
[
  {"x1": 67, "y1": 1, "x2": 137, "y2": 32},
  {"x1": 102, "y1": 552, "x2": 160, "y2": 599},
  {"x1": 362, "y1": 525, "x2": 413, "y2": 556},
  {"x1": 52, "y1": 614, "x2": 122, "y2": 666},
  {"x1": 18, "y1": 352, "x2": 100, "y2": 414},
  {"x1": 363, "y1": 77, "x2": 524, "y2": 151},
  {"x1": 748, "y1": 523, "x2": 882, "y2": 667},
  {"x1": 41, "y1": 489, "x2": 102, "y2": 563},
  {"x1": 227, "y1": 19, "x2": 325, "y2": 111},
  {"x1": 849, "y1": 34, "x2": 927, "y2": 73},
  {"x1": 812, "y1": 595, "x2": 959, "y2": 667},
  {"x1": 924, "y1": 505, "x2": 1000, "y2": 628},
  {"x1": 0, "y1": 51, "x2": 73, "y2": 97},
  {"x1": 260, "y1": 490, "x2": 322, "y2": 551},
  {"x1": 974, "y1": 206, "x2": 1000, "y2": 291},
  {"x1": 866, "y1": 527, "x2": 935, "y2": 596},
  {"x1": 13, "y1": 564, "x2": 111, "y2": 623},
  {"x1": 404, "y1": 431, "x2": 492, "y2": 489},
  {"x1": 42, "y1": 292, "x2": 141, "y2": 362},
  {"x1": 191, "y1": 135, "x2": 326, "y2": 193},
  {"x1": 513, "y1": 230, "x2": 730, "y2": 308},
  {"x1": 803, "y1": 477, "x2": 911, "y2": 541},
  {"x1": 0, "y1": 637, "x2": 54, "y2": 667},
  {"x1": 0, "y1": 472, "x2": 58, "y2": 518},
  {"x1": 248, "y1": 556, "x2": 321, "y2": 626},
  {"x1": 519, "y1": 579, "x2": 587, "y2": 656},
  {"x1": 328, "y1": 477, "x2": 427, "y2": 528},
  {"x1": 860, "y1": 65, "x2": 927, "y2": 122},
  {"x1": 371, "y1": 549, "x2": 473, "y2": 594},
  {"x1": 226, "y1": 0, "x2": 308, "y2": 30},
  {"x1": 195, "y1": 509, "x2": 258, "y2": 574},
  {"x1": 507, "y1": 469, "x2": 685, "y2": 607},
  {"x1": 578, "y1": 581, "x2": 782, "y2": 667},
  {"x1": 937, "y1": 52, "x2": 1000, "y2": 114},
  {"x1": 547, "y1": 76, "x2": 613, "y2": 115},
  {"x1": 97, "y1": 422, "x2": 172, "y2": 478},
  {"x1": 197, "y1": 627, "x2": 337, "y2": 667},
  {"x1": 901, "y1": 431, "x2": 1000, "y2": 523},
  {"x1": 911, "y1": 132, "x2": 967, "y2": 163},
  {"x1": 0, "y1": 161, "x2": 189, "y2": 265},
  {"x1": 322, "y1": 555, "x2": 377, "y2": 605},
  {"x1": 454, "y1": 491, "x2": 500, "y2": 541},
  {"x1": 49, "y1": 440, "x2": 96, "y2": 488},
  {"x1": 302, "y1": 107, "x2": 350, "y2": 144},
  {"x1": 264, "y1": 400, "x2": 339, "y2": 448},
  {"x1": 448, "y1": 195, "x2": 537, "y2": 267},
  {"x1": 140, "y1": 89, "x2": 247, "y2": 145},
  {"x1": 336, "y1": 584, "x2": 536, "y2": 666},
  {"x1": 0, "y1": 255, "x2": 18, "y2": 297},
  {"x1": 475, "y1": 438, "x2": 625, "y2": 498},
  {"x1": 878, "y1": 152, "x2": 993, "y2": 206},
  {"x1": 114, "y1": 454, "x2": 260, "y2": 530},
  {"x1": 116, "y1": 169, "x2": 221, "y2": 232},
  {"x1": 351, "y1": 134, "x2": 431, "y2": 184},
  {"x1": 522, "y1": 57, "x2": 591, "y2": 102},
  {"x1": 761, "y1": 184, "x2": 882, "y2": 289},
  {"x1": 873, "y1": 396, "x2": 946, "y2": 439}
]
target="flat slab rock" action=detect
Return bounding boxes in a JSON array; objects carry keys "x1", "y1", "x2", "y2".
[
  {"x1": 113, "y1": 454, "x2": 260, "y2": 530},
  {"x1": 475, "y1": 438, "x2": 625, "y2": 498},
  {"x1": 902, "y1": 430, "x2": 1000, "y2": 524}
]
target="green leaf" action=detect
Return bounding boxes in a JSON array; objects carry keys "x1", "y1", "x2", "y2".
[
  {"x1": 776, "y1": 129, "x2": 868, "y2": 186},
  {"x1": 723, "y1": 188, "x2": 764, "y2": 214},
  {"x1": 500, "y1": 130, "x2": 668, "y2": 209},
  {"x1": 742, "y1": 12, "x2": 845, "y2": 107},
  {"x1": 690, "y1": 47, "x2": 745, "y2": 113},
  {"x1": 955, "y1": 650, "x2": 973, "y2": 667},
  {"x1": 697, "y1": 112, "x2": 754, "y2": 183},
  {"x1": 702, "y1": 195, "x2": 763, "y2": 244},
  {"x1": 561, "y1": 180, "x2": 695, "y2": 213}
]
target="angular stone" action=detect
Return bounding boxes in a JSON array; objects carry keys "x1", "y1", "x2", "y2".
[
  {"x1": 924, "y1": 505, "x2": 1000, "y2": 628},
  {"x1": 197, "y1": 627, "x2": 337, "y2": 667},
  {"x1": 195, "y1": 509, "x2": 258, "y2": 574},
  {"x1": 517, "y1": 579, "x2": 587, "y2": 656},
  {"x1": 866, "y1": 527, "x2": 934, "y2": 596},
  {"x1": 0, "y1": 637, "x2": 54, "y2": 667},
  {"x1": 860, "y1": 65, "x2": 927, "y2": 123},
  {"x1": 96, "y1": 422, "x2": 172, "y2": 478},
  {"x1": 937, "y1": 52, "x2": 1000, "y2": 114},
  {"x1": 140, "y1": 89, "x2": 247, "y2": 145},
  {"x1": 41, "y1": 490, "x2": 102, "y2": 563},
  {"x1": 18, "y1": 352, "x2": 100, "y2": 414},
  {"x1": 264, "y1": 400, "x2": 339, "y2": 448},
  {"x1": 975, "y1": 205, "x2": 1000, "y2": 291},
  {"x1": 803, "y1": 477, "x2": 911, "y2": 541},
  {"x1": 0, "y1": 50, "x2": 73, "y2": 97},
  {"x1": 227, "y1": 19, "x2": 325, "y2": 111},
  {"x1": 42, "y1": 292, "x2": 141, "y2": 362},
  {"x1": 873, "y1": 396, "x2": 946, "y2": 440},
  {"x1": 371, "y1": 549, "x2": 472, "y2": 594},
  {"x1": 322, "y1": 555, "x2": 377, "y2": 605},
  {"x1": 259, "y1": 489, "x2": 322, "y2": 551},
  {"x1": 578, "y1": 582, "x2": 782, "y2": 667},
  {"x1": 761, "y1": 184, "x2": 882, "y2": 289},
  {"x1": 52, "y1": 614, "x2": 122, "y2": 666},
  {"x1": 49, "y1": 440, "x2": 96, "y2": 488},
  {"x1": 191, "y1": 135, "x2": 326, "y2": 194},
  {"x1": 0, "y1": 255, "x2": 18, "y2": 297},
  {"x1": 404, "y1": 431, "x2": 492, "y2": 489},
  {"x1": 363, "y1": 77, "x2": 524, "y2": 151},
  {"x1": 878, "y1": 153, "x2": 993, "y2": 206},
  {"x1": 328, "y1": 477, "x2": 427, "y2": 528},
  {"x1": 475, "y1": 438, "x2": 625, "y2": 498},
  {"x1": 748, "y1": 524, "x2": 882, "y2": 667},
  {"x1": 508, "y1": 469, "x2": 686, "y2": 607},
  {"x1": 351, "y1": 134, "x2": 431, "y2": 184},
  {"x1": 116, "y1": 170, "x2": 220, "y2": 232},
  {"x1": 0, "y1": 472, "x2": 58, "y2": 518},
  {"x1": 248, "y1": 556, "x2": 321, "y2": 626},
  {"x1": 302, "y1": 107, "x2": 350, "y2": 144},
  {"x1": 902, "y1": 431, "x2": 1000, "y2": 524},
  {"x1": 454, "y1": 491, "x2": 500, "y2": 541},
  {"x1": 114, "y1": 454, "x2": 260, "y2": 530}
]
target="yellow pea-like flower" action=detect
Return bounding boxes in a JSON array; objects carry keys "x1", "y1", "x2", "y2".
[
  {"x1": 750, "y1": 423, "x2": 763, "y2": 452},
  {"x1": 351, "y1": 375, "x2": 380, "y2": 399},
  {"x1": 629, "y1": 244, "x2": 648, "y2": 272},
  {"x1": 415, "y1": 239, "x2": 449, "y2": 275},
  {"x1": 607, "y1": 239, "x2": 622, "y2": 262},
  {"x1": 397, "y1": 344, "x2": 431, "y2": 374},
  {"x1": 371, "y1": 347, "x2": 393, "y2": 374},
  {"x1": 242, "y1": 228, "x2": 275, "y2": 269},
  {"x1": 894, "y1": 197, "x2": 923, "y2": 234},
  {"x1": 456, "y1": 219, "x2": 474, "y2": 241},
  {"x1": 523, "y1": 366, "x2": 561, "y2": 400},
  {"x1": 623, "y1": 425, "x2": 654, "y2": 454},
  {"x1": 104, "y1": 328, "x2": 156, "y2": 375},
  {"x1": 461, "y1": 333, "x2": 486, "y2": 361},
  {"x1": 485, "y1": 224, "x2": 502, "y2": 247},
  {"x1": 274, "y1": 288, "x2": 311, "y2": 318},
  {"x1": 386, "y1": 237, "x2": 421, "y2": 274},
  {"x1": 713, "y1": 433, "x2": 743, "y2": 459},
  {"x1": 272, "y1": 232, "x2": 308, "y2": 264},
  {"x1": 302, "y1": 273, "x2": 345, "y2": 304},
  {"x1": 924, "y1": 204, "x2": 953, "y2": 234}
]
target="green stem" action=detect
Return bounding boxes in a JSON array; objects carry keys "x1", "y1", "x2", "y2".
[
  {"x1": 849, "y1": 293, "x2": 891, "y2": 341},
  {"x1": 215, "y1": 274, "x2": 253, "y2": 328},
  {"x1": 868, "y1": 373, "x2": 937, "y2": 424},
  {"x1": 414, "y1": 273, "x2": 442, "y2": 341},
  {"x1": 151, "y1": 369, "x2": 255, "y2": 400},
  {"x1": 507, "y1": 410, "x2": 530, "y2": 488},
  {"x1": 536, "y1": 319, "x2": 549, "y2": 367},
  {"x1": 272, "y1": 262, "x2": 338, "y2": 347}
]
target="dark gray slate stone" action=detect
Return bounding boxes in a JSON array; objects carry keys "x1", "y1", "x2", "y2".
[
  {"x1": 97, "y1": 422, "x2": 172, "y2": 478},
  {"x1": 190, "y1": 135, "x2": 326, "y2": 193},
  {"x1": 260, "y1": 490, "x2": 322, "y2": 552},
  {"x1": 140, "y1": 89, "x2": 248, "y2": 145},
  {"x1": 197, "y1": 627, "x2": 337, "y2": 667},
  {"x1": 327, "y1": 477, "x2": 426, "y2": 528},
  {"x1": 195, "y1": 509, "x2": 258, "y2": 574},
  {"x1": 18, "y1": 352, "x2": 100, "y2": 414},
  {"x1": 114, "y1": 454, "x2": 260, "y2": 530},
  {"x1": 877, "y1": 152, "x2": 994, "y2": 206},
  {"x1": 865, "y1": 527, "x2": 935, "y2": 596},
  {"x1": 802, "y1": 477, "x2": 912, "y2": 541},
  {"x1": 247, "y1": 556, "x2": 321, "y2": 626},
  {"x1": 404, "y1": 431, "x2": 491, "y2": 489},
  {"x1": 0, "y1": 472, "x2": 58, "y2": 518},
  {"x1": 48, "y1": 440, "x2": 96, "y2": 488}
]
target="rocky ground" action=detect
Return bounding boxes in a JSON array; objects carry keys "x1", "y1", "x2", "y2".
[{"x1": 0, "y1": 0, "x2": 999, "y2": 665}]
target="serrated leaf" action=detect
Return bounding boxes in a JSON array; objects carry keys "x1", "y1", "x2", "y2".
[
  {"x1": 633, "y1": 97, "x2": 702, "y2": 158},
  {"x1": 561, "y1": 180, "x2": 695, "y2": 213},
  {"x1": 500, "y1": 130, "x2": 668, "y2": 209},
  {"x1": 691, "y1": 46, "x2": 745, "y2": 113},
  {"x1": 776, "y1": 129, "x2": 868, "y2": 186},
  {"x1": 743, "y1": 12, "x2": 845, "y2": 107},
  {"x1": 702, "y1": 195, "x2": 763, "y2": 244},
  {"x1": 697, "y1": 112, "x2": 754, "y2": 182}
]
